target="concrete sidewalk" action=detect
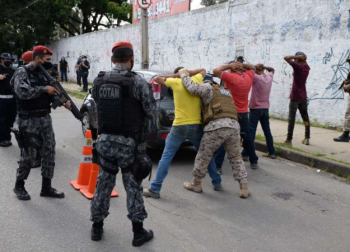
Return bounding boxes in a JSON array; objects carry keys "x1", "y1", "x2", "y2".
[
  {"x1": 61, "y1": 82, "x2": 349, "y2": 173},
  {"x1": 255, "y1": 118, "x2": 350, "y2": 172}
]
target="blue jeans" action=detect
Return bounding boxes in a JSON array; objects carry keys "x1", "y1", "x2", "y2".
[
  {"x1": 239, "y1": 113, "x2": 259, "y2": 164},
  {"x1": 214, "y1": 145, "x2": 226, "y2": 168},
  {"x1": 249, "y1": 109, "x2": 275, "y2": 155},
  {"x1": 149, "y1": 125, "x2": 222, "y2": 193},
  {"x1": 60, "y1": 69, "x2": 68, "y2": 82}
]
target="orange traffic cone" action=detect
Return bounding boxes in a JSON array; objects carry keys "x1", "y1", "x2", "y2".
[
  {"x1": 70, "y1": 130, "x2": 93, "y2": 190},
  {"x1": 80, "y1": 163, "x2": 119, "y2": 199}
]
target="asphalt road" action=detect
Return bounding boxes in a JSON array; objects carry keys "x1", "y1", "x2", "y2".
[{"x1": 0, "y1": 97, "x2": 350, "y2": 252}]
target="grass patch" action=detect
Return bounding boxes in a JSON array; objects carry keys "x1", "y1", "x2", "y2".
[
  {"x1": 330, "y1": 152, "x2": 337, "y2": 155},
  {"x1": 313, "y1": 152, "x2": 327, "y2": 157},
  {"x1": 335, "y1": 170, "x2": 344, "y2": 177},
  {"x1": 269, "y1": 115, "x2": 342, "y2": 132},
  {"x1": 324, "y1": 156, "x2": 350, "y2": 166},
  {"x1": 67, "y1": 90, "x2": 87, "y2": 100},
  {"x1": 255, "y1": 134, "x2": 266, "y2": 142}
]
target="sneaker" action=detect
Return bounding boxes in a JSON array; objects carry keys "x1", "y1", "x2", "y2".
[
  {"x1": 132, "y1": 229, "x2": 154, "y2": 247},
  {"x1": 301, "y1": 138, "x2": 310, "y2": 145},
  {"x1": 262, "y1": 153, "x2": 276, "y2": 159},
  {"x1": 143, "y1": 188, "x2": 160, "y2": 199},
  {"x1": 213, "y1": 184, "x2": 222, "y2": 191},
  {"x1": 250, "y1": 163, "x2": 259, "y2": 169},
  {"x1": 242, "y1": 156, "x2": 249, "y2": 162},
  {"x1": 281, "y1": 139, "x2": 292, "y2": 145}
]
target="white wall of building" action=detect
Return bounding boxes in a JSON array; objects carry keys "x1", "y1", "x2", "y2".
[{"x1": 50, "y1": 0, "x2": 350, "y2": 127}]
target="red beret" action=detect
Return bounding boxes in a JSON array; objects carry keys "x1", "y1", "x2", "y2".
[
  {"x1": 21, "y1": 51, "x2": 33, "y2": 63},
  {"x1": 112, "y1": 41, "x2": 133, "y2": 52},
  {"x1": 33, "y1": 45, "x2": 53, "y2": 55}
]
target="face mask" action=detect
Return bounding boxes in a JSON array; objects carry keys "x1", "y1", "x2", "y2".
[
  {"x1": 42, "y1": 61, "x2": 53, "y2": 70},
  {"x1": 4, "y1": 61, "x2": 11, "y2": 68},
  {"x1": 12, "y1": 64, "x2": 18, "y2": 69}
]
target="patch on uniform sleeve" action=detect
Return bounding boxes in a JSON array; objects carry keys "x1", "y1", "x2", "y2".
[{"x1": 220, "y1": 89, "x2": 232, "y2": 98}]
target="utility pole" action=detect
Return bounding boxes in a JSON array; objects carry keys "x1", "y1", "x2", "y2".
[{"x1": 141, "y1": 8, "x2": 149, "y2": 69}]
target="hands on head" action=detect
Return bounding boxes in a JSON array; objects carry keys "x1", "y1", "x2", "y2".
[{"x1": 178, "y1": 68, "x2": 189, "y2": 76}]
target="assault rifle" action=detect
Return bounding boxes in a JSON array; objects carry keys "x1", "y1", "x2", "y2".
[{"x1": 36, "y1": 63, "x2": 82, "y2": 121}]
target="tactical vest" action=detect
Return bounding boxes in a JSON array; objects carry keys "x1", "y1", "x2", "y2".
[
  {"x1": 15, "y1": 66, "x2": 51, "y2": 111},
  {"x1": 95, "y1": 71, "x2": 144, "y2": 135},
  {"x1": 203, "y1": 84, "x2": 238, "y2": 125}
]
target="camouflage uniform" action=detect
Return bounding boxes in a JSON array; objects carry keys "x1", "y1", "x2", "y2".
[
  {"x1": 90, "y1": 65, "x2": 156, "y2": 223},
  {"x1": 181, "y1": 73, "x2": 248, "y2": 183},
  {"x1": 11, "y1": 66, "x2": 55, "y2": 180},
  {"x1": 343, "y1": 83, "x2": 350, "y2": 131}
]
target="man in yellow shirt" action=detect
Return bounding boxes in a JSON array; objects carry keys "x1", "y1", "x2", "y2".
[{"x1": 143, "y1": 67, "x2": 222, "y2": 198}]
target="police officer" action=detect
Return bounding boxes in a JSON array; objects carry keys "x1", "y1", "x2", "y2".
[
  {"x1": 90, "y1": 41, "x2": 156, "y2": 247},
  {"x1": 334, "y1": 57, "x2": 350, "y2": 142},
  {"x1": 11, "y1": 45, "x2": 71, "y2": 200},
  {"x1": 0, "y1": 53, "x2": 16, "y2": 147},
  {"x1": 178, "y1": 68, "x2": 250, "y2": 198},
  {"x1": 21, "y1": 51, "x2": 33, "y2": 65},
  {"x1": 80, "y1": 55, "x2": 90, "y2": 92}
]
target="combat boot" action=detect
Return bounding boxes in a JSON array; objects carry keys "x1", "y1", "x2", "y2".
[
  {"x1": 239, "y1": 182, "x2": 250, "y2": 198},
  {"x1": 132, "y1": 222, "x2": 154, "y2": 247},
  {"x1": 13, "y1": 180, "x2": 31, "y2": 200},
  {"x1": 40, "y1": 177, "x2": 65, "y2": 198},
  {"x1": 333, "y1": 131, "x2": 349, "y2": 142},
  {"x1": 183, "y1": 178, "x2": 203, "y2": 193},
  {"x1": 91, "y1": 222, "x2": 103, "y2": 241}
]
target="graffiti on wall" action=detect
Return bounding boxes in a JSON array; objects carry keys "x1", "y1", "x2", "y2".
[{"x1": 309, "y1": 49, "x2": 350, "y2": 101}]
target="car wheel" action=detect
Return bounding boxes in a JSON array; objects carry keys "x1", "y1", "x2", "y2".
[{"x1": 81, "y1": 111, "x2": 97, "y2": 140}]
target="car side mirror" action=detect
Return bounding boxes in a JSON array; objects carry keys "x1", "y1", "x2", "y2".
[{"x1": 89, "y1": 88, "x2": 92, "y2": 94}]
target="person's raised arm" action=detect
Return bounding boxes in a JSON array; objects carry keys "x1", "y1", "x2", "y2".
[
  {"x1": 213, "y1": 64, "x2": 232, "y2": 78},
  {"x1": 188, "y1": 68, "x2": 206, "y2": 78},
  {"x1": 243, "y1": 63, "x2": 256, "y2": 72},
  {"x1": 264, "y1": 65, "x2": 275, "y2": 74},
  {"x1": 284, "y1": 55, "x2": 307, "y2": 65}
]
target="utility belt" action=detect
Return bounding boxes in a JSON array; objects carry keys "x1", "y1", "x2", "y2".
[
  {"x1": 18, "y1": 109, "x2": 50, "y2": 119},
  {"x1": 93, "y1": 141, "x2": 152, "y2": 180},
  {"x1": 99, "y1": 129, "x2": 142, "y2": 140}
]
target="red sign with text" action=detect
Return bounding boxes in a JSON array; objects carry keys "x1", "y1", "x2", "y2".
[{"x1": 132, "y1": 0, "x2": 190, "y2": 23}]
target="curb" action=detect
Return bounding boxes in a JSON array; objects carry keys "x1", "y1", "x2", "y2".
[{"x1": 254, "y1": 140, "x2": 350, "y2": 176}]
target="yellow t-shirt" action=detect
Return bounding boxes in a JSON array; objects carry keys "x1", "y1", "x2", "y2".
[{"x1": 165, "y1": 73, "x2": 203, "y2": 126}]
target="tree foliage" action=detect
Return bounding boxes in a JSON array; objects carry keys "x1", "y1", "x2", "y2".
[
  {"x1": 200, "y1": 0, "x2": 228, "y2": 7},
  {"x1": 0, "y1": 0, "x2": 132, "y2": 57}
]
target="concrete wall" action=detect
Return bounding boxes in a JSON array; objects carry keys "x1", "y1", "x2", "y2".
[{"x1": 50, "y1": 0, "x2": 350, "y2": 128}]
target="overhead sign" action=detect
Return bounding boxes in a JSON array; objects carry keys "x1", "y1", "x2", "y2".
[
  {"x1": 133, "y1": 0, "x2": 190, "y2": 23},
  {"x1": 137, "y1": 0, "x2": 152, "y2": 9}
]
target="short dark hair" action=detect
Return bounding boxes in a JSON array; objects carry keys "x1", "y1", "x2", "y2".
[
  {"x1": 112, "y1": 48, "x2": 133, "y2": 63},
  {"x1": 32, "y1": 52, "x2": 45, "y2": 61},
  {"x1": 174, "y1": 66, "x2": 184, "y2": 74}
]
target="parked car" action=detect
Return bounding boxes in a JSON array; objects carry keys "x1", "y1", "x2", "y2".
[{"x1": 80, "y1": 70, "x2": 175, "y2": 148}]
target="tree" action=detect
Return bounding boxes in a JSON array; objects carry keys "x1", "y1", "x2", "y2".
[
  {"x1": 201, "y1": 0, "x2": 228, "y2": 7},
  {"x1": 0, "y1": 0, "x2": 132, "y2": 57}
]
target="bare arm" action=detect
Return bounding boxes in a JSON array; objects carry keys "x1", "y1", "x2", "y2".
[
  {"x1": 57, "y1": 63, "x2": 60, "y2": 72},
  {"x1": 264, "y1": 66, "x2": 275, "y2": 74},
  {"x1": 243, "y1": 63, "x2": 256, "y2": 72},
  {"x1": 213, "y1": 64, "x2": 231, "y2": 78},
  {"x1": 284, "y1": 55, "x2": 307, "y2": 64},
  {"x1": 188, "y1": 68, "x2": 206, "y2": 77}
]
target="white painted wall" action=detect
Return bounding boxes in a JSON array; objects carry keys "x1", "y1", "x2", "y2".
[{"x1": 50, "y1": 0, "x2": 350, "y2": 128}]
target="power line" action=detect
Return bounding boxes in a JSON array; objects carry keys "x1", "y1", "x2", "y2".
[{"x1": 5, "y1": 0, "x2": 41, "y2": 20}]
